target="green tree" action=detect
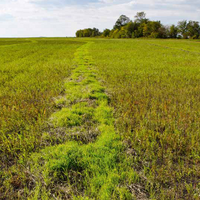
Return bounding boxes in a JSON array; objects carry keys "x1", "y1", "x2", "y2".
[
  {"x1": 178, "y1": 20, "x2": 188, "y2": 38},
  {"x1": 109, "y1": 30, "x2": 115, "y2": 38},
  {"x1": 124, "y1": 22, "x2": 138, "y2": 38},
  {"x1": 76, "y1": 12, "x2": 200, "y2": 39},
  {"x1": 143, "y1": 21, "x2": 162, "y2": 38},
  {"x1": 134, "y1": 12, "x2": 148, "y2": 24},
  {"x1": 143, "y1": 23, "x2": 148, "y2": 37},
  {"x1": 118, "y1": 27, "x2": 129, "y2": 38},
  {"x1": 134, "y1": 23, "x2": 145, "y2": 38},
  {"x1": 187, "y1": 21, "x2": 200, "y2": 39},
  {"x1": 157, "y1": 25, "x2": 168, "y2": 38},
  {"x1": 112, "y1": 29, "x2": 120, "y2": 38},
  {"x1": 92, "y1": 28, "x2": 100, "y2": 37},
  {"x1": 169, "y1": 25, "x2": 178, "y2": 38},
  {"x1": 102, "y1": 29, "x2": 111, "y2": 37},
  {"x1": 76, "y1": 28, "x2": 100, "y2": 37},
  {"x1": 113, "y1": 15, "x2": 130, "y2": 30}
]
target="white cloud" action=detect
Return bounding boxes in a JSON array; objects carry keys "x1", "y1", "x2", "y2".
[{"x1": 0, "y1": 0, "x2": 199, "y2": 37}]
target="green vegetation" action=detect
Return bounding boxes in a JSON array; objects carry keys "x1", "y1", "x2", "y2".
[
  {"x1": 0, "y1": 38, "x2": 84, "y2": 198},
  {"x1": 76, "y1": 28, "x2": 101, "y2": 38},
  {"x1": 9, "y1": 42, "x2": 139, "y2": 199},
  {"x1": 1, "y1": 38, "x2": 200, "y2": 199},
  {"x1": 90, "y1": 39, "x2": 200, "y2": 199},
  {"x1": 76, "y1": 12, "x2": 200, "y2": 39}
]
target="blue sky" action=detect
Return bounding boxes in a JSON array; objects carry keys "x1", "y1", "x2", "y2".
[{"x1": 0, "y1": 0, "x2": 200, "y2": 37}]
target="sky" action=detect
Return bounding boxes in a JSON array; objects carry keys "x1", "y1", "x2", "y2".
[{"x1": 0, "y1": 0, "x2": 200, "y2": 37}]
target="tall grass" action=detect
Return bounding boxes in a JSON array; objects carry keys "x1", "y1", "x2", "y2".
[
  {"x1": 23, "y1": 42, "x2": 139, "y2": 200},
  {"x1": 1, "y1": 38, "x2": 200, "y2": 199},
  {"x1": 90, "y1": 39, "x2": 200, "y2": 199},
  {"x1": 0, "y1": 39, "x2": 84, "y2": 198}
]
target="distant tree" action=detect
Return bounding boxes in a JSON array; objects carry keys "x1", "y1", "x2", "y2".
[
  {"x1": 187, "y1": 21, "x2": 200, "y2": 39},
  {"x1": 102, "y1": 29, "x2": 111, "y2": 37},
  {"x1": 134, "y1": 12, "x2": 148, "y2": 24},
  {"x1": 76, "y1": 28, "x2": 100, "y2": 37},
  {"x1": 113, "y1": 15, "x2": 130, "y2": 30},
  {"x1": 133, "y1": 23, "x2": 145, "y2": 38},
  {"x1": 76, "y1": 12, "x2": 200, "y2": 39},
  {"x1": 109, "y1": 29, "x2": 115, "y2": 38},
  {"x1": 118, "y1": 27, "x2": 129, "y2": 38},
  {"x1": 124, "y1": 21, "x2": 138, "y2": 38},
  {"x1": 151, "y1": 21, "x2": 162, "y2": 32},
  {"x1": 143, "y1": 21, "x2": 162, "y2": 38},
  {"x1": 76, "y1": 30, "x2": 83, "y2": 37},
  {"x1": 112, "y1": 29, "x2": 120, "y2": 38},
  {"x1": 92, "y1": 28, "x2": 101, "y2": 37},
  {"x1": 143, "y1": 23, "x2": 149, "y2": 37},
  {"x1": 157, "y1": 25, "x2": 168, "y2": 38},
  {"x1": 169, "y1": 25, "x2": 178, "y2": 38},
  {"x1": 177, "y1": 20, "x2": 188, "y2": 38},
  {"x1": 83, "y1": 29, "x2": 90, "y2": 37}
]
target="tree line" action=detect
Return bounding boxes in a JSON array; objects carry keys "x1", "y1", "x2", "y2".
[{"x1": 76, "y1": 12, "x2": 200, "y2": 39}]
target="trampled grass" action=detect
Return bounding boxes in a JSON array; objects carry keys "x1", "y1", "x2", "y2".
[{"x1": 1, "y1": 38, "x2": 200, "y2": 200}]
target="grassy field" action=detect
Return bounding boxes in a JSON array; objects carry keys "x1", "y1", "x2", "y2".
[
  {"x1": 0, "y1": 38, "x2": 200, "y2": 199},
  {"x1": 90, "y1": 39, "x2": 200, "y2": 199},
  {"x1": 0, "y1": 38, "x2": 84, "y2": 198}
]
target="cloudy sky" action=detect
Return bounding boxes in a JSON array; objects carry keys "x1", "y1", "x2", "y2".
[{"x1": 0, "y1": 0, "x2": 199, "y2": 37}]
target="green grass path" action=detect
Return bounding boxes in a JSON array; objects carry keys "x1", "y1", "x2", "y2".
[{"x1": 27, "y1": 42, "x2": 141, "y2": 199}]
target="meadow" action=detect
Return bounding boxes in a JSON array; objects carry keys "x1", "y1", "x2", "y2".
[
  {"x1": 0, "y1": 38, "x2": 200, "y2": 199},
  {"x1": 0, "y1": 39, "x2": 84, "y2": 198},
  {"x1": 90, "y1": 39, "x2": 200, "y2": 199}
]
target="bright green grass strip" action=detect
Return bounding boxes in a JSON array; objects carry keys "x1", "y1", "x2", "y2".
[
  {"x1": 51, "y1": 102, "x2": 94, "y2": 127},
  {"x1": 29, "y1": 42, "x2": 138, "y2": 200}
]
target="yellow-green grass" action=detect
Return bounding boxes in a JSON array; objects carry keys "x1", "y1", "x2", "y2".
[
  {"x1": 1, "y1": 38, "x2": 200, "y2": 200},
  {"x1": 24, "y1": 43, "x2": 138, "y2": 200},
  {"x1": 0, "y1": 38, "x2": 84, "y2": 166},
  {"x1": 90, "y1": 39, "x2": 200, "y2": 199},
  {"x1": 145, "y1": 39, "x2": 200, "y2": 53}
]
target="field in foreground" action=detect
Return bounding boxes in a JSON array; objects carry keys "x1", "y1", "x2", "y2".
[{"x1": 0, "y1": 38, "x2": 200, "y2": 199}]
